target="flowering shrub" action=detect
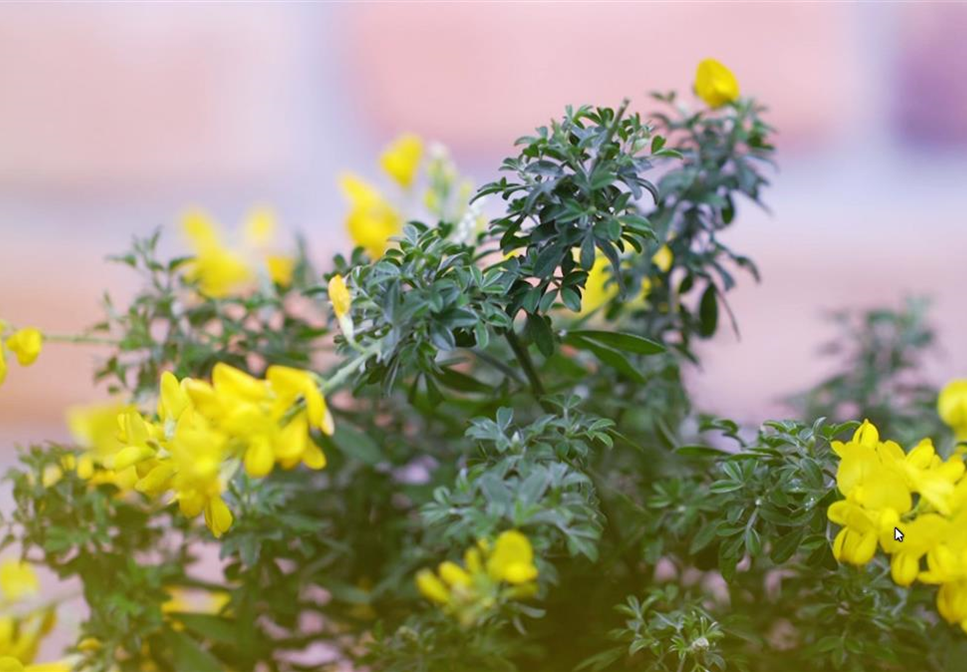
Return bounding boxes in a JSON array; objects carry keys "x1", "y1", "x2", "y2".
[{"x1": 0, "y1": 59, "x2": 964, "y2": 671}]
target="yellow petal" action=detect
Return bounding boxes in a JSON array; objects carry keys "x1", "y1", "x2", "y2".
[
  {"x1": 5, "y1": 328, "x2": 43, "y2": 366},
  {"x1": 213, "y1": 364, "x2": 268, "y2": 403},
  {"x1": 159, "y1": 372, "x2": 190, "y2": 422},
  {"x1": 266, "y1": 255, "x2": 295, "y2": 287},
  {"x1": 0, "y1": 344, "x2": 7, "y2": 387},
  {"x1": 135, "y1": 462, "x2": 176, "y2": 496},
  {"x1": 112, "y1": 445, "x2": 156, "y2": 471},
  {"x1": 273, "y1": 414, "x2": 308, "y2": 462},
  {"x1": 339, "y1": 173, "x2": 382, "y2": 208},
  {"x1": 438, "y1": 561, "x2": 471, "y2": 587},
  {"x1": 340, "y1": 173, "x2": 401, "y2": 257},
  {"x1": 244, "y1": 436, "x2": 275, "y2": 478},
  {"x1": 301, "y1": 444, "x2": 327, "y2": 470},
  {"x1": 415, "y1": 569, "x2": 450, "y2": 604},
  {"x1": 328, "y1": 274, "x2": 352, "y2": 320},
  {"x1": 182, "y1": 208, "x2": 222, "y2": 252},
  {"x1": 853, "y1": 419, "x2": 880, "y2": 447},
  {"x1": 940, "y1": 380, "x2": 967, "y2": 430},
  {"x1": 891, "y1": 552, "x2": 920, "y2": 587},
  {"x1": 204, "y1": 497, "x2": 234, "y2": 538},
  {"x1": 184, "y1": 379, "x2": 222, "y2": 418},
  {"x1": 380, "y1": 133, "x2": 423, "y2": 189},
  {"x1": 652, "y1": 245, "x2": 673, "y2": 273}
]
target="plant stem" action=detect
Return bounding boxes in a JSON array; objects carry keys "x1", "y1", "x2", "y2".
[
  {"x1": 42, "y1": 333, "x2": 119, "y2": 346},
  {"x1": 473, "y1": 348, "x2": 526, "y2": 386},
  {"x1": 320, "y1": 347, "x2": 377, "y2": 395},
  {"x1": 504, "y1": 330, "x2": 551, "y2": 411}
]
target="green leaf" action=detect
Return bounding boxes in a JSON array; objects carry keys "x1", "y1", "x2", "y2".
[
  {"x1": 434, "y1": 366, "x2": 492, "y2": 394},
  {"x1": 771, "y1": 527, "x2": 805, "y2": 564},
  {"x1": 567, "y1": 329, "x2": 665, "y2": 355},
  {"x1": 164, "y1": 630, "x2": 223, "y2": 672},
  {"x1": 563, "y1": 334, "x2": 647, "y2": 384},
  {"x1": 525, "y1": 313, "x2": 555, "y2": 357},
  {"x1": 328, "y1": 424, "x2": 384, "y2": 466},
  {"x1": 176, "y1": 613, "x2": 237, "y2": 645},
  {"x1": 534, "y1": 242, "x2": 565, "y2": 278},
  {"x1": 689, "y1": 521, "x2": 720, "y2": 555},
  {"x1": 698, "y1": 284, "x2": 719, "y2": 338},
  {"x1": 674, "y1": 444, "x2": 729, "y2": 459}
]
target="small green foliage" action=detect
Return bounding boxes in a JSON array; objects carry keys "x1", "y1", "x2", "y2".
[
  {"x1": 477, "y1": 102, "x2": 674, "y2": 323},
  {"x1": 95, "y1": 230, "x2": 324, "y2": 400},
  {"x1": 579, "y1": 586, "x2": 739, "y2": 672},
  {"x1": 6, "y1": 71, "x2": 958, "y2": 672},
  {"x1": 791, "y1": 298, "x2": 944, "y2": 445}
]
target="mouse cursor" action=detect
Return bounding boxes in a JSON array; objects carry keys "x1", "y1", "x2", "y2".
[{"x1": 894, "y1": 527, "x2": 904, "y2": 542}]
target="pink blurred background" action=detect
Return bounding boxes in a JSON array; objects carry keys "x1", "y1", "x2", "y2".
[{"x1": 2, "y1": 1, "x2": 967, "y2": 452}]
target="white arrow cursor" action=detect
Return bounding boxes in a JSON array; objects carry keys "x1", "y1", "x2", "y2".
[{"x1": 894, "y1": 527, "x2": 904, "y2": 542}]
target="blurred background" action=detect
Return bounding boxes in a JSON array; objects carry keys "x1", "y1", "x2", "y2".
[{"x1": 2, "y1": 1, "x2": 966, "y2": 453}]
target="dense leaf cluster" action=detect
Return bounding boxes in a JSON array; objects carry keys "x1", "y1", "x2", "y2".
[{"x1": 3, "y1": 87, "x2": 959, "y2": 672}]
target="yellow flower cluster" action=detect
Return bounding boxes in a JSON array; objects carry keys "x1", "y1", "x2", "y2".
[
  {"x1": 0, "y1": 323, "x2": 43, "y2": 388},
  {"x1": 0, "y1": 561, "x2": 64, "y2": 671},
  {"x1": 827, "y1": 419, "x2": 967, "y2": 632},
  {"x1": 71, "y1": 364, "x2": 332, "y2": 538},
  {"x1": 181, "y1": 207, "x2": 295, "y2": 298},
  {"x1": 940, "y1": 379, "x2": 967, "y2": 442},
  {"x1": 340, "y1": 134, "x2": 425, "y2": 258},
  {"x1": 340, "y1": 134, "x2": 488, "y2": 255},
  {"x1": 695, "y1": 58, "x2": 740, "y2": 108},
  {"x1": 416, "y1": 531, "x2": 539, "y2": 627}
]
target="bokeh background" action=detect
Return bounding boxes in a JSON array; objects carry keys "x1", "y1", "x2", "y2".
[{"x1": 2, "y1": 1, "x2": 967, "y2": 454}]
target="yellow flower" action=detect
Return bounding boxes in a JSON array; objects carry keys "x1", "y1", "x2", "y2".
[
  {"x1": 328, "y1": 275, "x2": 351, "y2": 320},
  {"x1": 0, "y1": 562, "x2": 38, "y2": 604},
  {"x1": 380, "y1": 134, "x2": 423, "y2": 189},
  {"x1": 880, "y1": 513, "x2": 948, "y2": 586},
  {"x1": 695, "y1": 59, "x2": 740, "y2": 108},
  {"x1": 416, "y1": 530, "x2": 539, "y2": 625},
  {"x1": 4, "y1": 329, "x2": 42, "y2": 367},
  {"x1": 652, "y1": 245, "x2": 673, "y2": 273},
  {"x1": 266, "y1": 365, "x2": 334, "y2": 437},
  {"x1": 340, "y1": 173, "x2": 402, "y2": 258},
  {"x1": 0, "y1": 344, "x2": 7, "y2": 387},
  {"x1": 103, "y1": 363, "x2": 334, "y2": 538},
  {"x1": 182, "y1": 209, "x2": 254, "y2": 298},
  {"x1": 828, "y1": 421, "x2": 912, "y2": 566},
  {"x1": 266, "y1": 255, "x2": 295, "y2": 287},
  {"x1": 487, "y1": 531, "x2": 538, "y2": 584},
  {"x1": 328, "y1": 274, "x2": 355, "y2": 341},
  {"x1": 877, "y1": 438, "x2": 964, "y2": 515},
  {"x1": 580, "y1": 257, "x2": 619, "y2": 316},
  {"x1": 167, "y1": 417, "x2": 231, "y2": 536},
  {"x1": 940, "y1": 379, "x2": 967, "y2": 441}
]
